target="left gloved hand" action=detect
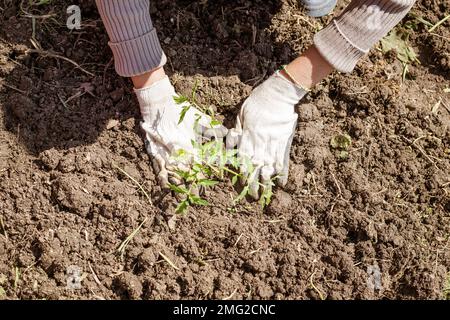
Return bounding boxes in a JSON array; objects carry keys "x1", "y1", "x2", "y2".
[{"x1": 136, "y1": 76, "x2": 228, "y2": 188}]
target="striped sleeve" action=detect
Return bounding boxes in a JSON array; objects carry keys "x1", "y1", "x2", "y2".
[
  {"x1": 314, "y1": 0, "x2": 416, "y2": 73},
  {"x1": 95, "y1": 0, "x2": 167, "y2": 77}
]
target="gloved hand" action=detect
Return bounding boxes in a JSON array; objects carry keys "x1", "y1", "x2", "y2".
[
  {"x1": 228, "y1": 71, "x2": 307, "y2": 199},
  {"x1": 135, "y1": 76, "x2": 227, "y2": 188}
]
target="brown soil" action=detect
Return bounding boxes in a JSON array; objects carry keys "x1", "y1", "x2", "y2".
[{"x1": 0, "y1": 0, "x2": 449, "y2": 300}]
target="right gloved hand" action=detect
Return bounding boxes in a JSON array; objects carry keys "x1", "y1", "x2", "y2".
[
  {"x1": 228, "y1": 71, "x2": 307, "y2": 199},
  {"x1": 135, "y1": 76, "x2": 228, "y2": 188}
]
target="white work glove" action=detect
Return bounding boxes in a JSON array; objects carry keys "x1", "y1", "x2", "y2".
[
  {"x1": 136, "y1": 76, "x2": 227, "y2": 188},
  {"x1": 229, "y1": 71, "x2": 307, "y2": 198}
]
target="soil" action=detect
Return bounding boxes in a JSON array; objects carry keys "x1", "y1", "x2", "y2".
[{"x1": 0, "y1": 0, "x2": 449, "y2": 300}]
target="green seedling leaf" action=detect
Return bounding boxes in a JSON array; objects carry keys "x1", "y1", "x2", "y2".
[
  {"x1": 207, "y1": 106, "x2": 216, "y2": 118},
  {"x1": 330, "y1": 134, "x2": 352, "y2": 150},
  {"x1": 191, "y1": 79, "x2": 200, "y2": 103},
  {"x1": 170, "y1": 78, "x2": 297, "y2": 212},
  {"x1": 178, "y1": 105, "x2": 191, "y2": 125},
  {"x1": 259, "y1": 179, "x2": 275, "y2": 208},
  {"x1": 191, "y1": 139, "x2": 201, "y2": 149},
  {"x1": 198, "y1": 179, "x2": 219, "y2": 187},
  {"x1": 189, "y1": 195, "x2": 209, "y2": 206},
  {"x1": 226, "y1": 149, "x2": 239, "y2": 157},
  {"x1": 192, "y1": 163, "x2": 203, "y2": 173},
  {"x1": 173, "y1": 95, "x2": 189, "y2": 105},
  {"x1": 169, "y1": 184, "x2": 189, "y2": 194},
  {"x1": 402, "y1": 62, "x2": 409, "y2": 82},
  {"x1": 206, "y1": 142, "x2": 223, "y2": 166},
  {"x1": 210, "y1": 119, "x2": 222, "y2": 127},
  {"x1": 201, "y1": 140, "x2": 215, "y2": 151},
  {"x1": 193, "y1": 114, "x2": 202, "y2": 134},
  {"x1": 228, "y1": 152, "x2": 241, "y2": 169},
  {"x1": 202, "y1": 165, "x2": 213, "y2": 176},
  {"x1": 174, "y1": 148, "x2": 187, "y2": 158},
  {"x1": 381, "y1": 30, "x2": 419, "y2": 64},
  {"x1": 175, "y1": 200, "x2": 189, "y2": 214},
  {"x1": 409, "y1": 14, "x2": 434, "y2": 28},
  {"x1": 234, "y1": 186, "x2": 249, "y2": 204},
  {"x1": 175, "y1": 169, "x2": 191, "y2": 180},
  {"x1": 336, "y1": 150, "x2": 349, "y2": 160},
  {"x1": 260, "y1": 190, "x2": 273, "y2": 207}
]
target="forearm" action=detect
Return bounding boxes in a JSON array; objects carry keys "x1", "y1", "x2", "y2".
[
  {"x1": 95, "y1": 0, "x2": 166, "y2": 77},
  {"x1": 314, "y1": 0, "x2": 416, "y2": 73},
  {"x1": 284, "y1": 46, "x2": 334, "y2": 89}
]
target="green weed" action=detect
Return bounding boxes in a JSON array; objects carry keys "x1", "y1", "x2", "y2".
[
  {"x1": 117, "y1": 217, "x2": 148, "y2": 260},
  {"x1": 408, "y1": 13, "x2": 450, "y2": 33},
  {"x1": 170, "y1": 83, "x2": 276, "y2": 214},
  {"x1": 381, "y1": 29, "x2": 419, "y2": 81},
  {"x1": 330, "y1": 133, "x2": 352, "y2": 160}
]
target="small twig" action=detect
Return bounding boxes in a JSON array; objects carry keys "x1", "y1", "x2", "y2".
[
  {"x1": 233, "y1": 233, "x2": 244, "y2": 247},
  {"x1": 222, "y1": 288, "x2": 238, "y2": 300},
  {"x1": 248, "y1": 248, "x2": 262, "y2": 255},
  {"x1": 429, "y1": 32, "x2": 450, "y2": 41},
  {"x1": 412, "y1": 136, "x2": 426, "y2": 145},
  {"x1": 413, "y1": 144, "x2": 438, "y2": 168},
  {"x1": 330, "y1": 172, "x2": 342, "y2": 197},
  {"x1": 57, "y1": 94, "x2": 69, "y2": 109},
  {"x1": 88, "y1": 262, "x2": 102, "y2": 287},
  {"x1": 90, "y1": 290, "x2": 106, "y2": 300},
  {"x1": 23, "y1": 260, "x2": 39, "y2": 274},
  {"x1": 428, "y1": 14, "x2": 450, "y2": 33},
  {"x1": 440, "y1": 99, "x2": 450, "y2": 114},
  {"x1": 309, "y1": 269, "x2": 325, "y2": 300},
  {"x1": 0, "y1": 83, "x2": 27, "y2": 94},
  {"x1": 158, "y1": 251, "x2": 180, "y2": 271},
  {"x1": 109, "y1": 265, "x2": 124, "y2": 278},
  {"x1": 28, "y1": 40, "x2": 94, "y2": 76},
  {"x1": 102, "y1": 57, "x2": 113, "y2": 85},
  {"x1": 113, "y1": 164, "x2": 153, "y2": 205},
  {"x1": 23, "y1": 13, "x2": 56, "y2": 20},
  {"x1": 117, "y1": 217, "x2": 148, "y2": 259},
  {"x1": 28, "y1": 48, "x2": 94, "y2": 76},
  {"x1": 431, "y1": 100, "x2": 441, "y2": 114},
  {"x1": 292, "y1": 14, "x2": 319, "y2": 29},
  {"x1": 19, "y1": 0, "x2": 56, "y2": 20},
  {"x1": 311, "y1": 172, "x2": 318, "y2": 194},
  {"x1": 402, "y1": 136, "x2": 439, "y2": 169},
  {"x1": 65, "y1": 90, "x2": 87, "y2": 104},
  {"x1": 13, "y1": 267, "x2": 20, "y2": 291},
  {"x1": 262, "y1": 218, "x2": 285, "y2": 223},
  {"x1": 328, "y1": 201, "x2": 337, "y2": 216}
]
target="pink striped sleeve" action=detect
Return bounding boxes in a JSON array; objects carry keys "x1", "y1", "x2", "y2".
[{"x1": 95, "y1": 0, "x2": 166, "y2": 77}]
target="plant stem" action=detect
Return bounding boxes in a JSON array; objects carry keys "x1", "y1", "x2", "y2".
[
  {"x1": 113, "y1": 164, "x2": 152, "y2": 205},
  {"x1": 429, "y1": 14, "x2": 450, "y2": 33}
]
